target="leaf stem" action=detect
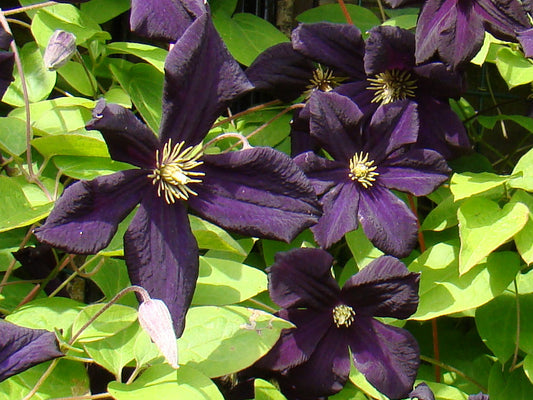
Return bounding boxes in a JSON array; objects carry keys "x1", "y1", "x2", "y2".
[
  {"x1": 49, "y1": 393, "x2": 113, "y2": 400},
  {"x1": 212, "y1": 100, "x2": 282, "y2": 129},
  {"x1": 203, "y1": 132, "x2": 251, "y2": 152},
  {"x1": 21, "y1": 359, "x2": 60, "y2": 400},
  {"x1": 420, "y1": 355, "x2": 488, "y2": 392},
  {"x1": 510, "y1": 279, "x2": 521, "y2": 372},
  {"x1": 3, "y1": 1, "x2": 57, "y2": 16},
  {"x1": 247, "y1": 297, "x2": 278, "y2": 314}
]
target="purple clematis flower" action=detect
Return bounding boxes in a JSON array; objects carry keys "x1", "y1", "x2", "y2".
[
  {"x1": 469, "y1": 393, "x2": 489, "y2": 400},
  {"x1": 254, "y1": 248, "x2": 420, "y2": 399},
  {"x1": 130, "y1": 0, "x2": 206, "y2": 42},
  {"x1": 0, "y1": 26, "x2": 14, "y2": 99},
  {"x1": 35, "y1": 14, "x2": 320, "y2": 336},
  {"x1": 362, "y1": 25, "x2": 469, "y2": 159},
  {"x1": 0, "y1": 320, "x2": 64, "y2": 382},
  {"x1": 416, "y1": 0, "x2": 532, "y2": 68},
  {"x1": 294, "y1": 91, "x2": 450, "y2": 257}
]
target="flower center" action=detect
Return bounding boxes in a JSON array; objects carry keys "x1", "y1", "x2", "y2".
[
  {"x1": 148, "y1": 139, "x2": 205, "y2": 204},
  {"x1": 367, "y1": 69, "x2": 417, "y2": 105},
  {"x1": 332, "y1": 304, "x2": 355, "y2": 328},
  {"x1": 304, "y1": 65, "x2": 344, "y2": 98},
  {"x1": 349, "y1": 152, "x2": 379, "y2": 188}
]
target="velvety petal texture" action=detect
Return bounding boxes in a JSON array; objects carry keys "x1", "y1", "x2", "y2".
[
  {"x1": 0, "y1": 320, "x2": 63, "y2": 382},
  {"x1": 125, "y1": 192, "x2": 198, "y2": 337},
  {"x1": 34, "y1": 170, "x2": 149, "y2": 254},
  {"x1": 130, "y1": 0, "x2": 206, "y2": 42},
  {"x1": 253, "y1": 249, "x2": 420, "y2": 399},
  {"x1": 188, "y1": 147, "x2": 320, "y2": 243},
  {"x1": 160, "y1": 13, "x2": 253, "y2": 146}
]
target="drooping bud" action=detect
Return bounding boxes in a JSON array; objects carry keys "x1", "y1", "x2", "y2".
[
  {"x1": 138, "y1": 298, "x2": 179, "y2": 369},
  {"x1": 43, "y1": 30, "x2": 77, "y2": 71}
]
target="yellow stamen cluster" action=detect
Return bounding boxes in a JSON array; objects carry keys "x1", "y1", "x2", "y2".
[
  {"x1": 333, "y1": 304, "x2": 356, "y2": 328},
  {"x1": 148, "y1": 139, "x2": 205, "y2": 204},
  {"x1": 304, "y1": 65, "x2": 344, "y2": 98},
  {"x1": 367, "y1": 69, "x2": 417, "y2": 105},
  {"x1": 349, "y1": 152, "x2": 379, "y2": 188}
]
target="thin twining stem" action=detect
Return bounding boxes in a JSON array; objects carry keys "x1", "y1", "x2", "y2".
[
  {"x1": 420, "y1": 355, "x2": 488, "y2": 393},
  {"x1": 3, "y1": 1, "x2": 57, "y2": 16},
  {"x1": 212, "y1": 99, "x2": 282, "y2": 129},
  {"x1": 203, "y1": 132, "x2": 251, "y2": 152},
  {"x1": 337, "y1": 0, "x2": 353, "y2": 24}
]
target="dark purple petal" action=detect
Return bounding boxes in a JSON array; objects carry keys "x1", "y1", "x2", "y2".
[
  {"x1": 474, "y1": 0, "x2": 531, "y2": 39},
  {"x1": 124, "y1": 192, "x2": 198, "y2": 337},
  {"x1": 267, "y1": 248, "x2": 339, "y2": 309},
  {"x1": 340, "y1": 256, "x2": 420, "y2": 319},
  {"x1": 378, "y1": 148, "x2": 450, "y2": 196},
  {"x1": 0, "y1": 27, "x2": 14, "y2": 99},
  {"x1": 416, "y1": 0, "x2": 484, "y2": 68},
  {"x1": 188, "y1": 147, "x2": 320, "y2": 243},
  {"x1": 255, "y1": 308, "x2": 332, "y2": 372},
  {"x1": 308, "y1": 91, "x2": 363, "y2": 161},
  {"x1": 293, "y1": 151, "x2": 347, "y2": 196},
  {"x1": 279, "y1": 326, "x2": 350, "y2": 398},
  {"x1": 160, "y1": 13, "x2": 253, "y2": 146},
  {"x1": 290, "y1": 107, "x2": 319, "y2": 157},
  {"x1": 357, "y1": 185, "x2": 418, "y2": 258},
  {"x1": 246, "y1": 43, "x2": 315, "y2": 103},
  {"x1": 414, "y1": 63, "x2": 465, "y2": 99},
  {"x1": 364, "y1": 26, "x2": 415, "y2": 75},
  {"x1": 311, "y1": 183, "x2": 360, "y2": 249},
  {"x1": 417, "y1": 96, "x2": 471, "y2": 159},
  {"x1": 348, "y1": 318, "x2": 419, "y2": 399},
  {"x1": 35, "y1": 170, "x2": 149, "y2": 254},
  {"x1": 0, "y1": 320, "x2": 63, "y2": 382},
  {"x1": 518, "y1": 28, "x2": 533, "y2": 58},
  {"x1": 365, "y1": 100, "x2": 418, "y2": 164},
  {"x1": 468, "y1": 393, "x2": 489, "y2": 400},
  {"x1": 86, "y1": 100, "x2": 159, "y2": 169},
  {"x1": 410, "y1": 383, "x2": 436, "y2": 400},
  {"x1": 130, "y1": 0, "x2": 206, "y2": 42},
  {"x1": 292, "y1": 22, "x2": 366, "y2": 79}
]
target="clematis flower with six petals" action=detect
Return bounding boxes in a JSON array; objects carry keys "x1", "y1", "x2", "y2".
[
  {"x1": 34, "y1": 14, "x2": 320, "y2": 336},
  {"x1": 253, "y1": 248, "x2": 421, "y2": 399},
  {"x1": 294, "y1": 91, "x2": 450, "y2": 257}
]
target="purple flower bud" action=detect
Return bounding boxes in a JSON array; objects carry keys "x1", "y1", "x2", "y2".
[
  {"x1": 43, "y1": 30, "x2": 77, "y2": 71},
  {"x1": 138, "y1": 298, "x2": 178, "y2": 369}
]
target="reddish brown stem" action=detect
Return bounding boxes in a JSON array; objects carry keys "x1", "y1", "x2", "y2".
[
  {"x1": 212, "y1": 100, "x2": 282, "y2": 129},
  {"x1": 338, "y1": 0, "x2": 353, "y2": 24},
  {"x1": 407, "y1": 194, "x2": 440, "y2": 383}
]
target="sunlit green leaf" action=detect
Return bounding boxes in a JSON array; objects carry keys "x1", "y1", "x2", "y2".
[
  {"x1": 107, "y1": 42, "x2": 168, "y2": 73},
  {"x1": 495, "y1": 47, "x2": 533, "y2": 88},
  {"x1": 297, "y1": 4, "x2": 380, "y2": 35},
  {"x1": 450, "y1": 172, "x2": 509, "y2": 201}
]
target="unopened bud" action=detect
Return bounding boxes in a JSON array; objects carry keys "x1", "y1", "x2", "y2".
[
  {"x1": 43, "y1": 30, "x2": 77, "y2": 71},
  {"x1": 138, "y1": 298, "x2": 179, "y2": 369}
]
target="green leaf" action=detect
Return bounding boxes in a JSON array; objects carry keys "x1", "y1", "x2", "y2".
[
  {"x1": 489, "y1": 361, "x2": 533, "y2": 400},
  {"x1": 417, "y1": 382, "x2": 469, "y2": 400},
  {"x1": 0, "y1": 176, "x2": 54, "y2": 233},
  {"x1": 409, "y1": 242, "x2": 521, "y2": 320},
  {"x1": 213, "y1": 12, "x2": 289, "y2": 66},
  {"x1": 57, "y1": 60, "x2": 97, "y2": 96},
  {"x1": 81, "y1": 0, "x2": 131, "y2": 24},
  {"x1": 53, "y1": 156, "x2": 132, "y2": 180},
  {"x1": 71, "y1": 303, "x2": 138, "y2": 343},
  {"x1": 450, "y1": 172, "x2": 510, "y2": 201},
  {"x1": 32, "y1": 134, "x2": 110, "y2": 158},
  {"x1": 458, "y1": 198, "x2": 529, "y2": 275},
  {"x1": 477, "y1": 114, "x2": 533, "y2": 132},
  {"x1": 475, "y1": 293, "x2": 517, "y2": 364},
  {"x1": 98, "y1": 211, "x2": 136, "y2": 257},
  {"x1": 107, "y1": 42, "x2": 168, "y2": 73},
  {"x1": 189, "y1": 215, "x2": 247, "y2": 255},
  {"x1": 192, "y1": 256, "x2": 267, "y2": 305},
  {"x1": 0, "y1": 117, "x2": 27, "y2": 157},
  {"x1": 510, "y1": 190, "x2": 533, "y2": 264},
  {"x1": 349, "y1": 366, "x2": 389, "y2": 400},
  {"x1": 296, "y1": 4, "x2": 380, "y2": 35},
  {"x1": 0, "y1": 359, "x2": 89, "y2": 400},
  {"x1": 422, "y1": 195, "x2": 459, "y2": 231},
  {"x1": 0, "y1": 229, "x2": 27, "y2": 272},
  {"x1": 255, "y1": 379, "x2": 288, "y2": 400},
  {"x1": 31, "y1": 4, "x2": 110, "y2": 48},
  {"x1": 2, "y1": 42, "x2": 56, "y2": 107},
  {"x1": 345, "y1": 228, "x2": 384, "y2": 268},
  {"x1": 6, "y1": 297, "x2": 84, "y2": 331},
  {"x1": 86, "y1": 257, "x2": 137, "y2": 307},
  {"x1": 510, "y1": 147, "x2": 533, "y2": 191},
  {"x1": 110, "y1": 62, "x2": 163, "y2": 134},
  {"x1": 104, "y1": 87, "x2": 132, "y2": 108},
  {"x1": 108, "y1": 364, "x2": 224, "y2": 400},
  {"x1": 84, "y1": 323, "x2": 141, "y2": 377},
  {"x1": 382, "y1": 13, "x2": 418, "y2": 29},
  {"x1": 495, "y1": 46, "x2": 533, "y2": 88},
  {"x1": 524, "y1": 353, "x2": 533, "y2": 385},
  {"x1": 178, "y1": 306, "x2": 292, "y2": 377},
  {"x1": 209, "y1": 0, "x2": 238, "y2": 16}
]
